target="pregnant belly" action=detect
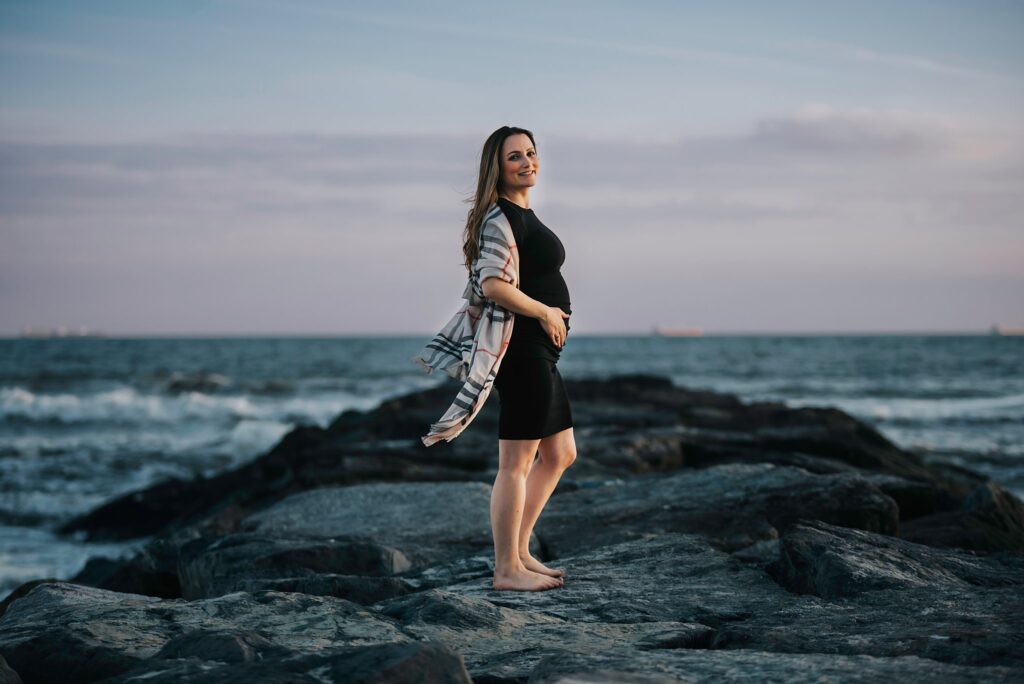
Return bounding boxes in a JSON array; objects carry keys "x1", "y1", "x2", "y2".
[{"x1": 508, "y1": 313, "x2": 571, "y2": 358}]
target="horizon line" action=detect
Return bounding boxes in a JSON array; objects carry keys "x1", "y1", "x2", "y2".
[{"x1": 3, "y1": 329, "x2": 1020, "y2": 339}]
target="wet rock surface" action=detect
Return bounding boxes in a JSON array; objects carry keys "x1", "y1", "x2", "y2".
[{"x1": 3, "y1": 374, "x2": 1022, "y2": 682}]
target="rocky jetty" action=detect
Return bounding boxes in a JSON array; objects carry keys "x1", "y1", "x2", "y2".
[{"x1": 1, "y1": 374, "x2": 1022, "y2": 682}]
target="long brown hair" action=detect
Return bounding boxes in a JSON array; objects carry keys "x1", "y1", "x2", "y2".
[{"x1": 461, "y1": 125, "x2": 536, "y2": 273}]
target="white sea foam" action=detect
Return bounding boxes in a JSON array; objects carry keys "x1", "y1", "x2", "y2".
[
  {"x1": 0, "y1": 384, "x2": 389, "y2": 427},
  {"x1": 781, "y1": 392, "x2": 1024, "y2": 423}
]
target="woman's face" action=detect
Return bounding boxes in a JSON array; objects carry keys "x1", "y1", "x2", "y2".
[{"x1": 500, "y1": 133, "x2": 537, "y2": 193}]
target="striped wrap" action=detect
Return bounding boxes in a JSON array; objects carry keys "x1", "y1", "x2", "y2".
[{"x1": 411, "y1": 202, "x2": 519, "y2": 446}]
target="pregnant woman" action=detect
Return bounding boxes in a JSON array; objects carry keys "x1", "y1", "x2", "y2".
[
  {"x1": 413, "y1": 125, "x2": 576, "y2": 592},
  {"x1": 485, "y1": 127, "x2": 576, "y2": 592}
]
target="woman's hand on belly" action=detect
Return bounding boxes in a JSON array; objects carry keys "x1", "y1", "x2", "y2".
[{"x1": 539, "y1": 306, "x2": 571, "y2": 349}]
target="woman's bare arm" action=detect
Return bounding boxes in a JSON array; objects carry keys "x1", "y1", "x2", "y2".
[{"x1": 481, "y1": 278, "x2": 548, "y2": 319}]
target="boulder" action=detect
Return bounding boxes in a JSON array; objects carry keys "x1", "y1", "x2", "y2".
[
  {"x1": 901, "y1": 482, "x2": 1024, "y2": 552},
  {"x1": 0, "y1": 582, "x2": 442, "y2": 684},
  {"x1": 538, "y1": 463, "x2": 901, "y2": 556},
  {"x1": 769, "y1": 518, "x2": 1024, "y2": 598}
]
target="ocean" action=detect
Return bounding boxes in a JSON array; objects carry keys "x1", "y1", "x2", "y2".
[{"x1": 1, "y1": 334, "x2": 1021, "y2": 600}]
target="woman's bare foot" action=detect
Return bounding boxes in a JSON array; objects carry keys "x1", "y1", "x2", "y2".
[
  {"x1": 493, "y1": 566, "x2": 564, "y2": 591},
  {"x1": 519, "y1": 551, "x2": 565, "y2": 578}
]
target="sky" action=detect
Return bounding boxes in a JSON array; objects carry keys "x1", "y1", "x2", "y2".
[{"x1": 1, "y1": 0, "x2": 1022, "y2": 335}]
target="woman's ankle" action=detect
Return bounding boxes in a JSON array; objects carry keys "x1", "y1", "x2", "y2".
[{"x1": 494, "y1": 559, "x2": 527, "y2": 575}]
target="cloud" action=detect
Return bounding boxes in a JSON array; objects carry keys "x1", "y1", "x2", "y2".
[
  {"x1": 1, "y1": 105, "x2": 1021, "y2": 333},
  {"x1": 1, "y1": 105, "x2": 1016, "y2": 222},
  {"x1": 748, "y1": 105, "x2": 955, "y2": 156}
]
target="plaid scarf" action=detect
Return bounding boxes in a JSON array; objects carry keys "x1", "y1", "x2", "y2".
[{"x1": 411, "y1": 202, "x2": 520, "y2": 446}]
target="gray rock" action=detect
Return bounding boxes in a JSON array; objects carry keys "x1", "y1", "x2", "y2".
[
  {"x1": 241, "y1": 481, "x2": 494, "y2": 550},
  {"x1": 177, "y1": 482, "x2": 533, "y2": 600},
  {"x1": 0, "y1": 582, "x2": 414, "y2": 684},
  {"x1": 175, "y1": 467, "x2": 903, "y2": 604},
  {"x1": 373, "y1": 533, "x2": 757, "y2": 680},
  {"x1": 769, "y1": 518, "x2": 1024, "y2": 598},
  {"x1": 177, "y1": 534, "x2": 415, "y2": 600},
  {"x1": 368, "y1": 531, "x2": 1024, "y2": 680},
  {"x1": 902, "y1": 481, "x2": 1024, "y2": 552},
  {"x1": 374, "y1": 586, "x2": 713, "y2": 682},
  {"x1": 229, "y1": 573, "x2": 419, "y2": 605},
  {"x1": 564, "y1": 375, "x2": 953, "y2": 489},
  {"x1": 0, "y1": 578, "x2": 61, "y2": 620},
  {"x1": 7, "y1": 491, "x2": 1024, "y2": 682},
  {"x1": 153, "y1": 629, "x2": 284, "y2": 662},
  {"x1": 94, "y1": 642, "x2": 472, "y2": 684},
  {"x1": 538, "y1": 462, "x2": 901, "y2": 556},
  {"x1": 527, "y1": 647, "x2": 1023, "y2": 683}
]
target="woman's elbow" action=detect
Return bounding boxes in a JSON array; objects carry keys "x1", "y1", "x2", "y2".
[{"x1": 481, "y1": 277, "x2": 501, "y2": 299}]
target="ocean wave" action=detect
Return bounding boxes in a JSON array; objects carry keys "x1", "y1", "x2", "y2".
[
  {"x1": 0, "y1": 419, "x2": 295, "y2": 521},
  {"x1": 0, "y1": 417, "x2": 290, "y2": 461},
  {"x1": 0, "y1": 385, "x2": 257, "y2": 425},
  {"x1": 0, "y1": 384, "x2": 379, "y2": 427},
  {"x1": 782, "y1": 392, "x2": 1024, "y2": 423},
  {"x1": 878, "y1": 422, "x2": 1024, "y2": 456}
]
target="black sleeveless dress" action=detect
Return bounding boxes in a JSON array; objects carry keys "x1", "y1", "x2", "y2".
[{"x1": 492, "y1": 197, "x2": 574, "y2": 439}]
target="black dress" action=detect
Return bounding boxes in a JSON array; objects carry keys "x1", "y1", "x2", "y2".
[{"x1": 492, "y1": 197, "x2": 574, "y2": 439}]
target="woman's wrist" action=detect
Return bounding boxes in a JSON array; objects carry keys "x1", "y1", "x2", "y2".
[{"x1": 530, "y1": 301, "x2": 549, "y2": 321}]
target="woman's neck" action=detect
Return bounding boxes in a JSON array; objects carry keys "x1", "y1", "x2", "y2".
[{"x1": 499, "y1": 190, "x2": 530, "y2": 210}]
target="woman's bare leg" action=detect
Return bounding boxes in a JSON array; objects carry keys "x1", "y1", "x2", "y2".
[
  {"x1": 519, "y1": 427, "x2": 576, "y2": 577},
  {"x1": 491, "y1": 437, "x2": 564, "y2": 591}
]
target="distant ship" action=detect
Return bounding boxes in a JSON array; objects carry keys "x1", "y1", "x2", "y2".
[
  {"x1": 652, "y1": 325, "x2": 703, "y2": 337},
  {"x1": 990, "y1": 324, "x2": 1024, "y2": 336}
]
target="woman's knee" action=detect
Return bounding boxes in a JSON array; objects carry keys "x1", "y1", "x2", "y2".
[
  {"x1": 497, "y1": 459, "x2": 533, "y2": 479},
  {"x1": 497, "y1": 441, "x2": 539, "y2": 476},
  {"x1": 559, "y1": 444, "x2": 577, "y2": 469},
  {"x1": 541, "y1": 441, "x2": 576, "y2": 469}
]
